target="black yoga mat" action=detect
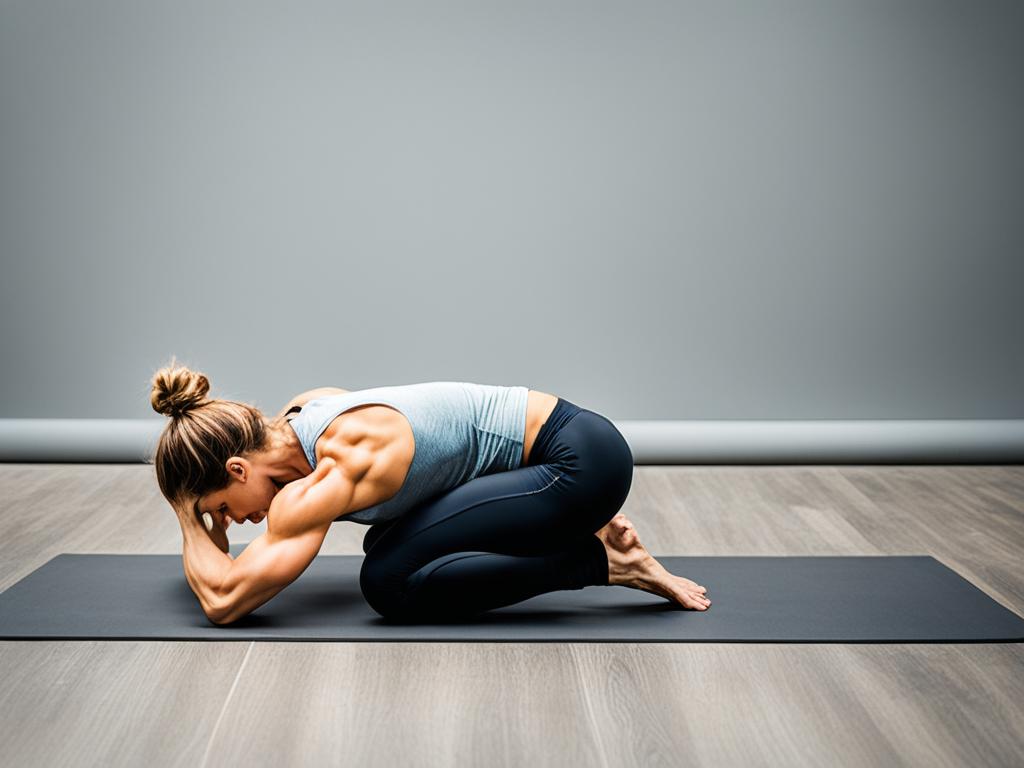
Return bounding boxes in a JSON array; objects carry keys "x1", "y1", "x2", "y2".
[{"x1": 1, "y1": 549, "x2": 1022, "y2": 642}]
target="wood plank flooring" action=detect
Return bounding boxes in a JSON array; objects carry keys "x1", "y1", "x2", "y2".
[{"x1": 1, "y1": 464, "x2": 1022, "y2": 767}]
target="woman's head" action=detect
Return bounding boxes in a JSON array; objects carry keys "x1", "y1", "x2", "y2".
[{"x1": 149, "y1": 357, "x2": 278, "y2": 525}]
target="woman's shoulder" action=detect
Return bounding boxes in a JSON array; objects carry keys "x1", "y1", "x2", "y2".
[{"x1": 275, "y1": 387, "x2": 351, "y2": 420}]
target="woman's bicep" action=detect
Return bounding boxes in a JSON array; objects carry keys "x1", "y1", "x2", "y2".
[
  {"x1": 276, "y1": 457, "x2": 358, "y2": 536},
  {"x1": 304, "y1": 458, "x2": 359, "y2": 521}
]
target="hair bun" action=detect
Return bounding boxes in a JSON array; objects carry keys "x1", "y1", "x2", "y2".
[{"x1": 150, "y1": 357, "x2": 211, "y2": 418}]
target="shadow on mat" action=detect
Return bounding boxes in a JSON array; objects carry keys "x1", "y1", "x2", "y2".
[
  {"x1": 372, "y1": 599, "x2": 682, "y2": 627},
  {"x1": 207, "y1": 600, "x2": 681, "y2": 629}
]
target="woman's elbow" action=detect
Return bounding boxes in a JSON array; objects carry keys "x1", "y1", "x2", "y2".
[{"x1": 204, "y1": 595, "x2": 234, "y2": 625}]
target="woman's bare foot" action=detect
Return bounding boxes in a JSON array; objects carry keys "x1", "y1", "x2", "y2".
[{"x1": 595, "y1": 513, "x2": 711, "y2": 610}]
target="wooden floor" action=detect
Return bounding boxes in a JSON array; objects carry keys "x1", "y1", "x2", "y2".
[{"x1": 1, "y1": 464, "x2": 1022, "y2": 767}]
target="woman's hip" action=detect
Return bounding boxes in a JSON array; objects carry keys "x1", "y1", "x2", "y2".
[{"x1": 527, "y1": 398, "x2": 634, "y2": 508}]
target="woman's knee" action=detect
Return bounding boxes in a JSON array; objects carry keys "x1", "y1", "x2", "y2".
[{"x1": 359, "y1": 555, "x2": 408, "y2": 619}]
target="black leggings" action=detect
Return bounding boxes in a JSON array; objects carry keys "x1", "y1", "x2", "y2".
[{"x1": 358, "y1": 397, "x2": 634, "y2": 622}]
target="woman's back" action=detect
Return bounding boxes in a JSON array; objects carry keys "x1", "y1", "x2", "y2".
[{"x1": 286, "y1": 381, "x2": 530, "y2": 525}]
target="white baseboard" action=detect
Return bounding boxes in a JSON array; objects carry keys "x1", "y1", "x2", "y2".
[{"x1": 0, "y1": 418, "x2": 1022, "y2": 463}]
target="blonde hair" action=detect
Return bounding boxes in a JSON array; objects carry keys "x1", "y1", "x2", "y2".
[{"x1": 149, "y1": 356, "x2": 269, "y2": 508}]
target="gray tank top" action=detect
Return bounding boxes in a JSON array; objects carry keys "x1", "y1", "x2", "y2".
[{"x1": 286, "y1": 381, "x2": 530, "y2": 525}]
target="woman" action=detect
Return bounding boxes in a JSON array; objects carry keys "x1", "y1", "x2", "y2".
[{"x1": 150, "y1": 359, "x2": 711, "y2": 624}]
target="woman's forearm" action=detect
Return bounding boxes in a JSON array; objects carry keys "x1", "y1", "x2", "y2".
[{"x1": 178, "y1": 510, "x2": 233, "y2": 616}]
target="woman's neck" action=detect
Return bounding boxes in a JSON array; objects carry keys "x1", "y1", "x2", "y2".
[{"x1": 264, "y1": 419, "x2": 313, "y2": 479}]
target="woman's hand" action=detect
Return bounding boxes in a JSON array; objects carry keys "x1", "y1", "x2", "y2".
[
  {"x1": 203, "y1": 512, "x2": 230, "y2": 554},
  {"x1": 174, "y1": 500, "x2": 230, "y2": 555}
]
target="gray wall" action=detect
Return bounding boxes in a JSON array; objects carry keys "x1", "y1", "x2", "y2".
[{"x1": 2, "y1": 0, "x2": 1022, "y2": 421}]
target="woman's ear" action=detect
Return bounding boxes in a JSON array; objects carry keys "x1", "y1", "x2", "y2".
[{"x1": 226, "y1": 457, "x2": 248, "y2": 480}]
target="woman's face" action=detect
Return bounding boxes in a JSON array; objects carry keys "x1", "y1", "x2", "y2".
[{"x1": 196, "y1": 458, "x2": 279, "y2": 529}]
